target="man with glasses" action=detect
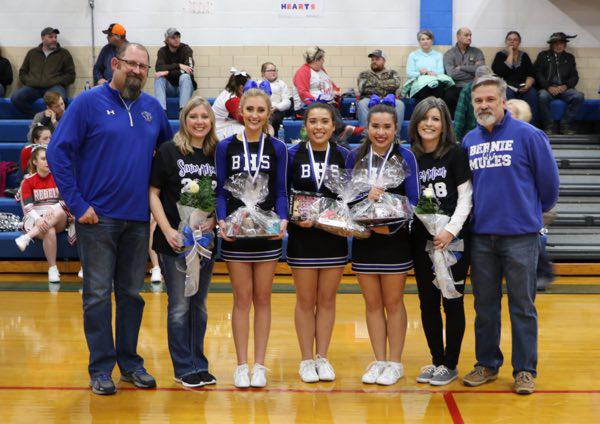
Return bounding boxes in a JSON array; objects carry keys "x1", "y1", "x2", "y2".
[
  {"x1": 154, "y1": 28, "x2": 196, "y2": 112},
  {"x1": 259, "y1": 61, "x2": 291, "y2": 136},
  {"x1": 48, "y1": 42, "x2": 173, "y2": 396},
  {"x1": 93, "y1": 23, "x2": 128, "y2": 85}
]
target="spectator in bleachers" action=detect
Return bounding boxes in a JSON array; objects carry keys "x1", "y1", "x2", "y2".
[
  {"x1": 11, "y1": 27, "x2": 75, "y2": 117},
  {"x1": 26, "y1": 91, "x2": 64, "y2": 142},
  {"x1": 93, "y1": 23, "x2": 127, "y2": 86},
  {"x1": 454, "y1": 65, "x2": 493, "y2": 142},
  {"x1": 292, "y1": 47, "x2": 360, "y2": 146},
  {"x1": 403, "y1": 30, "x2": 454, "y2": 102},
  {"x1": 534, "y1": 32, "x2": 584, "y2": 136},
  {"x1": 15, "y1": 146, "x2": 73, "y2": 292},
  {"x1": 292, "y1": 46, "x2": 340, "y2": 112},
  {"x1": 356, "y1": 49, "x2": 405, "y2": 134},
  {"x1": 212, "y1": 68, "x2": 250, "y2": 140},
  {"x1": 154, "y1": 28, "x2": 196, "y2": 113},
  {"x1": 461, "y1": 75, "x2": 559, "y2": 395},
  {"x1": 506, "y1": 99, "x2": 532, "y2": 123},
  {"x1": 259, "y1": 62, "x2": 291, "y2": 137},
  {"x1": 0, "y1": 47, "x2": 13, "y2": 97},
  {"x1": 491, "y1": 31, "x2": 538, "y2": 125},
  {"x1": 21, "y1": 125, "x2": 52, "y2": 174},
  {"x1": 443, "y1": 27, "x2": 485, "y2": 116}
]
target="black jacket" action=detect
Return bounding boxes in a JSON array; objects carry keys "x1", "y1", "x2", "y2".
[
  {"x1": 0, "y1": 56, "x2": 13, "y2": 90},
  {"x1": 155, "y1": 43, "x2": 197, "y2": 89},
  {"x1": 491, "y1": 51, "x2": 536, "y2": 87},
  {"x1": 534, "y1": 49, "x2": 579, "y2": 89}
]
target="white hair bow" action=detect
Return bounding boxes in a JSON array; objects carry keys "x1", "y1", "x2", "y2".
[{"x1": 229, "y1": 67, "x2": 248, "y2": 77}]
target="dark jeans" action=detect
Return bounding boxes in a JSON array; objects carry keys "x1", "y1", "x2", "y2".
[
  {"x1": 411, "y1": 220, "x2": 469, "y2": 369},
  {"x1": 10, "y1": 85, "x2": 68, "y2": 117},
  {"x1": 443, "y1": 85, "x2": 464, "y2": 117},
  {"x1": 158, "y1": 253, "x2": 215, "y2": 378},
  {"x1": 470, "y1": 233, "x2": 539, "y2": 377},
  {"x1": 506, "y1": 87, "x2": 539, "y2": 126},
  {"x1": 538, "y1": 88, "x2": 584, "y2": 128},
  {"x1": 270, "y1": 109, "x2": 286, "y2": 138},
  {"x1": 76, "y1": 217, "x2": 149, "y2": 378},
  {"x1": 537, "y1": 233, "x2": 555, "y2": 287}
]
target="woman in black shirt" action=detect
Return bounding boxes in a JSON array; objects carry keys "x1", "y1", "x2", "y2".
[{"x1": 149, "y1": 97, "x2": 218, "y2": 388}]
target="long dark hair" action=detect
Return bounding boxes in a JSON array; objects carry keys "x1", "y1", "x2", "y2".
[
  {"x1": 302, "y1": 102, "x2": 337, "y2": 147},
  {"x1": 409, "y1": 97, "x2": 456, "y2": 159},
  {"x1": 354, "y1": 103, "x2": 398, "y2": 165},
  {"x1": 225, "y1": 73, "x2": 251, "y2": 95}
]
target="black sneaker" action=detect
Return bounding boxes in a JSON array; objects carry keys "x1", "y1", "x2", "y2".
[
  {"x1": 175, "y1": 373, "x2": 204, "y2": 388},
  {"x1": 90, "y1": 373, "x2": 117, "y2": 395},
  {"x1": 198, "y1": 371, "x2": 217, "y2": 386},
  {"x1": 121, "y1": 368, "x2": 157, "y2": 389}
]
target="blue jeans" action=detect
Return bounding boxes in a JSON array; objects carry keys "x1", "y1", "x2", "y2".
[
  {"x1": 154, "y1": 74, "x2": 194, "y2": 110},
  {"x1": 506, "y1": 87, "x2": 539, "y2": 126},
  {"x1": 10, "y1": 85, "x2": 67, "y2": 116},
  {"x1": 76, "y1": 217, "x2": 149, "y2": 377},
  {"x1": 538, "y1": 88, "x2": 584, "y2": 128},
  {"x1": 158, "y1": 253, "x2": 214, "y2": 378},
  {"x1": 470, "y1": 233, "x2": 539, "y2": 377},
  {"x1": 357, "y1": 97, "x2": 405, "y2": 137}
]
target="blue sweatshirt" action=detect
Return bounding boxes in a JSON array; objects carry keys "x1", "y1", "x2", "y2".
[
  {"x1": 47, "y1": 82, "x2": 173, "y2": 221},
  {"x1": 93, "y1": 44, "x2": 117, "y2": 85},
  {"x1": 462, "y1": 112, "x2": 559, "y2": 235}
]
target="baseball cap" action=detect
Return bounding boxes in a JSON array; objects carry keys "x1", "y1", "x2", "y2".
[
  {"x1": 41, "y1": 27, "x2": 60, "y2": 37},
  {"x1": 368, "y1": 49, "x2": 386, "y2": 59},
  {"x1": 102, "y1": 23, "x2": 126, "y2": 37},
  {"x1": 165, "y1": 28, "x2": 181, "y2": 38}
]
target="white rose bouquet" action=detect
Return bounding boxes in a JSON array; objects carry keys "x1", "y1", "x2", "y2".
[
  {"x1": 414, "y1": 187, "x2": 463, "y2": 299},
  {"x1": 176, "y1": 177, "x2": 216, "y2": 297}
]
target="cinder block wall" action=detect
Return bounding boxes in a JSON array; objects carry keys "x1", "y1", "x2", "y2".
[{"x1": 2, "y1": 45, "x2": 599, "y2": 100}]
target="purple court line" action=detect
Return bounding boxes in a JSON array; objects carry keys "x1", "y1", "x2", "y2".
[{"x1": 0, "y1": 386, "x2": 599, "y2": 394}]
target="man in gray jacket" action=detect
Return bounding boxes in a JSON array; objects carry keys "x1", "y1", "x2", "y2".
[{"x1": 443, "y1": 27, "x2": 485, "y2": 116}]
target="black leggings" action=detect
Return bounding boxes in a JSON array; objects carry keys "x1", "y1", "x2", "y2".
[
  {"x1": 410, "y1": 219, "x2": 470, "y2": 369},
  {"x1": 413, "y1": 85, "x2": 446, "y2": 103}
]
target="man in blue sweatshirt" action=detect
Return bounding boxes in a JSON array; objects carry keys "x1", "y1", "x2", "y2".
[
  {"x1": 461, "y1": 76, "x2": 559, "y2": 395},
  {"x1": 47, "y1": 42, "x2": 173, "y2": 395}
]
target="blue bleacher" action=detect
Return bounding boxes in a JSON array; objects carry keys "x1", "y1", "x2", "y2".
[{"x1": 166, "y1": 97, "x2": 215, "y2": 119}]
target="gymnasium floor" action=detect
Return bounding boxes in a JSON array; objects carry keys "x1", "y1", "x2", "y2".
[{"x1": 0, "y1": 274, "x2": 599, "y2": 423}]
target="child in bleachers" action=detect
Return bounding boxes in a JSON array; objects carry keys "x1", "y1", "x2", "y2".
[
  {"x1": 26, "y1": 91, "x2": 64, "y2": 142},
  {"x1": 15, "y1": 146, "x2": 73, "y2": 291},
  {"x1": 21, "y1": 125, "x2": 52, "y2": 174}
]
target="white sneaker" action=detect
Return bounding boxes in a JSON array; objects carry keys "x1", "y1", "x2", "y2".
[
  {"x1": 299, "y1": 360, "x2": 319, "y2": 383},
  {"x1": 361, "y1": 361, "x2": 387, "y2": 384},
  {"x1": 78, "y1": 268, "x2": 83, "y2": 279},
  {"x1": 150, "y1": 266, "x2": 162, "y2": 283},
  {"x1": 233, "y1": 364, "x2": 250, "y2": 388},
  {"x1": 315, "y1": 356, "x2": 335, "y2": 381},
  {"x1": 48, "y1": 266, "x2": 61, "y2": 283},
  {"x1": 376, "y1": 362, "x2": 404, "y2": 386},
  {"x1": 15, "y1": 234, "x2": 32, "y2": 252},
  {"x1": 250, "y1": 364, "x2": 267, "y2": 388}
]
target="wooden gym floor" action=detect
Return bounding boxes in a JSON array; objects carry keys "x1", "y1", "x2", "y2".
[{"x1": 0, "y1": 271, "x2": 599, "y2": 423}]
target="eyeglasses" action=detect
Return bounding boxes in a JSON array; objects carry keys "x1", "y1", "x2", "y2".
[
  {"x1": 116, "y1": 57, "x2": 151, "y2": 72},
  {"x1": 265, "y1": 68, "x2": 278, "y2": 72}
]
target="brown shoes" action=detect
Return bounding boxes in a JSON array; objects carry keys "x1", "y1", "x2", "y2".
[
  {"x1": 514, "y1": 371, "x2": 536, "y2": 395},
  {"x1": 462, "y1": 366, "x2": 498, "y2": 387}
]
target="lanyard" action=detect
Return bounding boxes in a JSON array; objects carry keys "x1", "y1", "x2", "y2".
[
  {"x1": 368, "y1": 144, "x2": 393, "y2": 182},
  {"x1": 307, "y1": 142, "x2": 330, "y2": 191},
  {"x1": 241, "y1": 132, "x2": 265, "y2": 183}
]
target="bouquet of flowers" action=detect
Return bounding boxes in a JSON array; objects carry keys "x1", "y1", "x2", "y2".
[
  {"x1": 414, "y1": 187, "x2": 463, "y2": 299},
  {"x1": 350, "y1": 154, "x2": 414, "y2": 227},
  {"x1": 223, "y1": 173, "x2": 281, "y2": 238},
  {"x1": 176, "y1": 178, "x2": 216, "y2": 297},
  {"x1": 311, "y1": 166, "x2": 371, "y2": 238}
]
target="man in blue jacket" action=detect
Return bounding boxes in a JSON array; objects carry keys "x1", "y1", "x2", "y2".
[
  {"x1": 47, "y1": 42, "x2": 173, "y2": 395},
  {"x1": 461, "y1": 76, "x2": 559, "y2": 395},
  {"x1": 93, "y1": 23, "x2": 127, "y2": 85}
]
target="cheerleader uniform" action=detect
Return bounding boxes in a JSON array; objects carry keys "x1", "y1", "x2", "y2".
[
  {"x1": 212, "y1": 89, "x2": 244, "y2": 140},
  {"x1": 215, "y1": 132, "x2": 288, "y2": 262},
  {"x1": 20, "y1": 172, "x2": 68, "y2": 232},
  {"x1": 286, "y1": 141, "x2": 349, "y2": 268},
  {"x1": 347, "y1": 144, "x2": 420, "y2": 274}
]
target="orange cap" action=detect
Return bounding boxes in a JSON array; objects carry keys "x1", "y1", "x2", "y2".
[{"x1": 102, "y1": 23, "x2": 126, "y2": 37}]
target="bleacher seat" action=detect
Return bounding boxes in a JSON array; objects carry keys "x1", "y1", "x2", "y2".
[
  {"x1": 0, "y1": 120, "x2": 31, "y2": 143},
  {"x1": 339, "y1": 97, "x2": 417, "y2": 120},
  {"x1": 166, "y1": 97, "x2": 215, "y2": 119},
  {"x1": 0, "y1": 98, "x2": 47, "y2": 119},
  {"x1": 0, "y1": 231, "x2": 79, "y2": 259}
]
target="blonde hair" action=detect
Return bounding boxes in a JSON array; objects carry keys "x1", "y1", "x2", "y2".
[
  {"x1": 173, "y1": 97, "x2": 218, "y2": 156},
  {"x1": 506, "y1": 99, "x2": 532, "y2": 123},
  {"x1": 303, "y1": 46, "x2": 325, "y2": 64},
  {"x1": 240, "y1": 88, "x2": 272, "y2": 134}
]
